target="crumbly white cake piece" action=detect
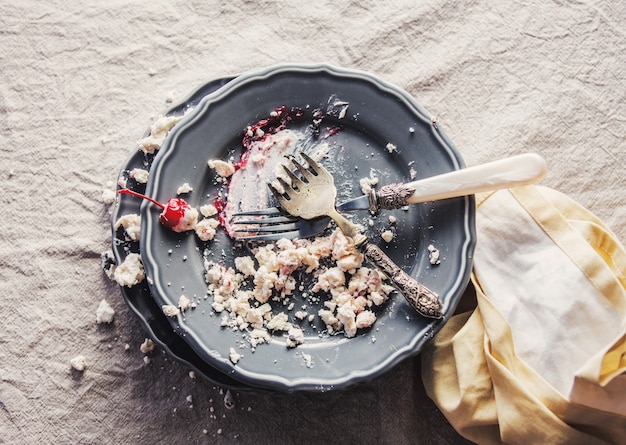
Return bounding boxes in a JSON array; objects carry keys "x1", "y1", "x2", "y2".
[
  {"x1": 194, "y1": 218, "x2": 219, "y2": 241},
  {"x1": 204, "y1": 228, "x2": 392, "y2": 345},
  {"x1": 95, "y1": 299, "x2": 115, "y2": 324},
  {"x1": 336, "y1": 304, "x2": 357, "y2": 338},
  {"x1": 162, "y1": 304, "x2": 180, "y2": 318},
  {"x1": 138, "y1": 114, "x2": 184, "y2": 154},
  {"x1": 294, "y1": 310, "x2": 308, "y2": 320},
  {"x1": 381, "y1": 230, "x2": 394, "y2": 243},
  {"x1": 178, "y1": 295, "x2": 191, "y2": 312},
  {"x1": 114, "y1": 253, "x2": 145, "y2": 287},
  {"x1": 234, "y1": 256, "x2": 256, "y2": 276},
  {"x1": 101, "y1": 188, "x2": 116, "y2": 205},
  {"x1": 140, "y1": 338, "x2": 155, "y2": 353},
  {"x1": 229, "y1": 347, "x2": 241, "y2": 364},
  {"x1": 267, "y1": 313, "x2": 290, "y2": 331},
  {"x1": 129, "y1": 168, "x2": 149, "y2": 184},
  {"x1": 177, "y1": 182, "x2": 193, "y2": 194},
  {"x1": 70, "y1": 355, "x2": 87, "y2": 372},
  {"x1": 359, "y1": 167, "x2": 380, "y2": 196},
  {"x1": 356, "y1": 310, "x2": 377, "y2": 329},
  {"x1": 115, "y1": 213, "x2": 141, "y2": 242},
  {"x1": 249, "y1": 328, "x2": 271, "y2": 349},
  {"x1": 199, "y1": 204, "x2": 218, "y2": 217},
  {"x1": 359, "y1": 175, "x2": 379, "y2": 195},
  {"x1": 208, "y1": 159, "x2": 236, "y2": 178},
  {"x1": 286, "y1": 325, "x2": 304, "y2": 348},
  {"x1": 428, "y1": 244, "x2": 441, "y2": 265}
]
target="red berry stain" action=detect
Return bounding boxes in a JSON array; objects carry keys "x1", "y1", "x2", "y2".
[
  {"x1": 212, "y1": 196, "x2": 228, "y2": 226},
  {"x1": 241, "y1": 106, "x2": 292, "y2": 152}
]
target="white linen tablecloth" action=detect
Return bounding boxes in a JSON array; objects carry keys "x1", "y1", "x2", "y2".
[{"x1": 1, "y1": 1, "x2": 624, "y2": 444}]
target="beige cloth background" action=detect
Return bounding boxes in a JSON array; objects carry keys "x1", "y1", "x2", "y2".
[{"x1": 1, "y1": 1, "x2": 624, "y2": 444}]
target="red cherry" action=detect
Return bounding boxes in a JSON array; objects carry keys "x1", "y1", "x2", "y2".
[
  {"x1": 158, "y1": 198, "x2": 190, "y2": 229},
  {"x1": 118, "y1": 189, "x2": 195, "y2": 232}
]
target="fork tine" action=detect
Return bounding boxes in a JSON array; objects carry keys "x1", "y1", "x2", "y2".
[
  {"x1": 276, "y1": 176, "x2": 294, "y2": 193},
  {"x1": 299, "y1": 152, "x2": 321, "y2": 175},
  {"x1": 281, "y1": 164, "x2": 305, "y2": 189},
  {"x1": 288, "y1": 155, "x2": 316, "y2": 181},
  {"x1": 232, "y1": 215, "x2": 297, "y2": 225},
  {"x1": 235, "y1": 231, "x2": 301, "y2": 241},
  {"x1": 268, "y1": 182, "x2": 289, "y2": 205},
  {"x1": 233, "y1": 221, "x2": 300, "y2": 233},
  {"x1": 232, "y1": 207, "x2": 282, "y2": 217}
]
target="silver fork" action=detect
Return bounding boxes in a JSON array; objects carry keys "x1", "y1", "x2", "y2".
[
  {"x1": 231, "y1": 211, "x2": 329, "y2": 242},
  {"x1": 266, "y1": 152, "x2": 443, "y2": 319},
  {"x1": 232, "y1": 153, "x2": 547, "y2": 240}
]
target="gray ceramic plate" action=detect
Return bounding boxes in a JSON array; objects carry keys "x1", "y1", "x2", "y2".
[{"x1": 141, "y1": 64, "x2": 476, "y2": 392}]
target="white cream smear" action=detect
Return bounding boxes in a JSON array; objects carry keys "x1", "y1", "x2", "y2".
[{"x1": 223, "y1": 129, "x2": 300, "y2": 236}]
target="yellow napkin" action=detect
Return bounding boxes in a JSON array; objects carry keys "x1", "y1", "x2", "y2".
[{"x1": 421, "y1": 185, "x2": 626, "y2": 444}]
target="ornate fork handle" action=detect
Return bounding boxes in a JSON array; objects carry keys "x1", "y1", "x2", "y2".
[
  {"x1": 355, "y1": 234, "x2": 443, "y2": 319},
  {"x1": 374, "y1": 183, "x2": 416, "y2": 210},
  {"x1": 326, "y1": 208, "x2": 442, "y2": 318}
]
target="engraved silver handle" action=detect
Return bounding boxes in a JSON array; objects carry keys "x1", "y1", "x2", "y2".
[
  {"x1": 358, "y1": 239, "x2": 443, "y2": 319},
  {"x1": 376, "y1": 153, "x2": 547, "y2": 209}
]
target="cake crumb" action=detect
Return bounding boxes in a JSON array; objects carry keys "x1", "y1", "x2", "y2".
[
  {"x1": 194, "y1": 218, "x2": 219, "y2": 242},
  {"x1": 114, "y1": 253, "x2": 145, "y2": 287},
  {"x1": 129, "y1": 168, "x2": 149, "y2": 184},
  {"x1": 101, "y1": 188, "x2": 116, "y2": 205},
  {"x1": 96, "y1": 299, "x2": 115, "y2": 324},
  {"x1": 114, "y1": 213, "x2": 141, "y2": 242},
  {"x1": 302, "y1": 353, "x2": 314, "y2": 368},
  {"x1": 286, "y1": 325, "x2": 304, "y2": 348},
  {"x1": 381, "y1": 230, "x2": 394, "y2": 243},
  {"x1": 428, "y1": 244, "x2": 441, "y2": 265},
  {"x1": 138, "y1": 114, "x2": 184, "y2": 154},
  {"x1": 162, "y1": 304, "x2": 180, "y2": 318},
  {"x1": 359, "y1": 174, "x2": 379, "y2": 195},
  {"x1": 386, "y1": 143, "x2": 397, "y2": 153},
  {"x1": 234, "y1": 256, "x2": 256, "y2": 277},
  {"x1": 177, "y1": 182, "x2": 193, "y2": 195},
  {"x1": 294, "y1": 310, "x2": 308, "y2": 320},
  {"x1": 267, "y1": 313, "x2": 290, "y2": 332},
  {"x1": 140, "y1": 338, "x2": 155, "y2": 353},
  {"x1": 178, "y1": 295, "x2": 191, "y2": 311},
  {"x1": 200, "y1": 204, "x2": 218, "y2": 217},
  {"x1": 70, "y1": 355, "x2": 87, "y2": 372},
  {"x1": 208, "y1": 159, "x2": 236, "y2": 177},
  {"x1": 229, "y1": 347, "x2": 241, "y2": 364},
  {"x1": 224, "y1": 390, "x2": 235, "y2": 409}
]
